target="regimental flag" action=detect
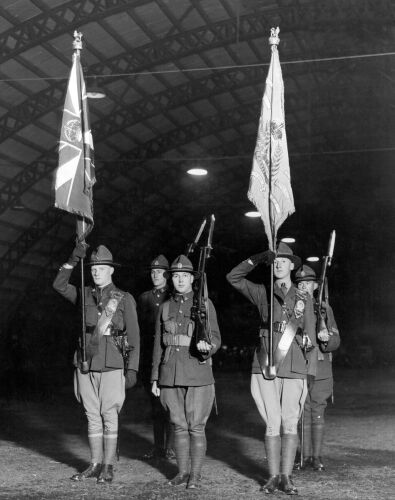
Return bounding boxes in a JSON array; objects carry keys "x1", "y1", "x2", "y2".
[
  {"x1": 55, "y1": 50, "x2": 95, "y2": 240},
  {"x1": 248, "y1": 28, "x2": 294, "y2": 250}
]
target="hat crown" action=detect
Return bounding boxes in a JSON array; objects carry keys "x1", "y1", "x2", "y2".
[
  {"x1": 276, "y1": 242, "x2": 293, "y2": 257},
  {"x1": 150, "y1": 254, "x2": 169, "y2": 270},
  {"x1": 170, "y1": 254, "x2": 194, "y2": 273},
  {"x1": 90, "y1": 245, "x2": 114, "y2": 264},
  {"x1": 295, "y1": 264, "x2": 317, "y2": 281}
]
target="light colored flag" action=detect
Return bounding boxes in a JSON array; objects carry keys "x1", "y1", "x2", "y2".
[
  {"x1": 55, "y1": 48, "x2": 95, "y2": 240},
  {"x1": 248, "y1": 28, "x2": 294, "y2": 250}
]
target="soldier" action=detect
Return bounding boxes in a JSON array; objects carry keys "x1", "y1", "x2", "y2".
[
  {"x1": 151, "y1": 255, "x2": 221, "y2": 489},
  {"x1": 294, "y1": 264, "x2": 340, "y2": 471},
  {"x1": 226, "y1": 243, "x2": 317, "y2": 495},
  {"x1": 137, "y1": 255, "x2": 175, "y2": 460},
  {"x1": 53, "y1": 243, "x2": 140, "y2": 484}
]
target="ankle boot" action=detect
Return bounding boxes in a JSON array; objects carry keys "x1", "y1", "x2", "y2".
[
  {"x1": 170, "y1": 430, "x2": 190, "y2": 483},
  {"x1": 70, "y1": 463, "x2": 102, "y2": 481},
  {"x1": 97, "y1": 464, "x2": 113, "y2": 483}
]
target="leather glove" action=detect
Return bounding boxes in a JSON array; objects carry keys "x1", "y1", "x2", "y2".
[
  {"x1": 67, "y1": 241, "x2": 89, "y2": 267},
  {"x1": 125, "y1": 369, "x2": 137, "y2": 389},
  {"x1": 249, "y1": 250, "x2": 275, "y2": 266}
]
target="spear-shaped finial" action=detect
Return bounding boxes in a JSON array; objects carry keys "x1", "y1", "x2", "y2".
[
  {"x1": 269, "y1": 27, "x2": 280, "y2": 47},
  {"x1": 73, "y1": 30, "x2": 83, "y2": 51}
]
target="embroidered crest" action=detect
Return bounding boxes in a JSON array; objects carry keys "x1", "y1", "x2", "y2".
[
  {"x1": 64, "y1": 119, "x2": 82, "y2": 142},
  {"x1": 177, "y1": 263, "x2": 183, "y2": 269}
]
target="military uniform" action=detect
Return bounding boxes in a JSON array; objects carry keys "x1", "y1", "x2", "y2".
[
  {"x1": 137, "y1": 255, "x2": 173, "y2": 459},
  {"x1": 151, "y1": 255, "x2": 221, "y2": 489},
  {"x1": 226, "y1": 243, "x2": 317, "y2": 495},
  {"x1": 53, "y1": 245, "x2": 140, "y2": 483},
  {"x1": 294, "y1": 264, "x2": 340, "y2": 471}
]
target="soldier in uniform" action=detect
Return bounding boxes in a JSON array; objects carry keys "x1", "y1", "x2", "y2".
[
  {"x1": 226, "y1": 243, "x2": 317, "y2": 495},
  {"x1": 53, "y1": 243, "x2": 140, "y2": 484},
  {"x1": 294, "y1": 264, "x2": 340, "y2": 471},
  {"x1": 151, "y1": 255, "x2": 221, "y2": 489},
  {"x1": 137, "y1": 255, "x2": 175, "y2": 460}
]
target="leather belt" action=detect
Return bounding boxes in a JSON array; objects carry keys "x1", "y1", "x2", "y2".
[{"x1": 163, "y1": 334, "x2": 191, "y2": 347}]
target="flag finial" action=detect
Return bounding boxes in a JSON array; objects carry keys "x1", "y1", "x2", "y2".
[
  {"x1": 269, "y1": 27, "x2": 280, "y2": 46},
  {"x1": 73, "y1": 31, "x2": 83, "y2": 51}
]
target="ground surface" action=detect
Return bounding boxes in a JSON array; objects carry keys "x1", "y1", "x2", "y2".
[{"x1": 0, "y1": 368, "x2": 394, "y2": 500}]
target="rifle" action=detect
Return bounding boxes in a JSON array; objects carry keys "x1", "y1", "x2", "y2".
[
  {"x1": 190, "y1": 214, "x2": 215, "y2": 349},
  {"x1": 316, "y1": 230, "x2": 336, "y2": 334}
]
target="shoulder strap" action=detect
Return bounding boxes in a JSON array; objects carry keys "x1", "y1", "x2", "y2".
[{"x1": 162, "y1": 301, "x2": 170, "y2": 322}]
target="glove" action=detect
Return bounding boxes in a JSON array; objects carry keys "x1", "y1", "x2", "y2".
[
  {"x1": 125, "y1": 369, "x2": 137, "y2": 389},
  {"x1": 67, "y1": 241, "x2": 88, "y2": 267},
  {"x1": 249, "y1": 250, "x2": 275, "y2": 266}
]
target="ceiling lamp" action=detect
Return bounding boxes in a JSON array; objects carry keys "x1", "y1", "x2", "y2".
[
  {"x1": 281, "y1": 237, "x2": 295, "y2": 243},
  {"x1": 245, "y1": 211, "x2": 260, "y2": 218},
  {"x1": 86, "y1": 77, "x2": 106, "y2": 99},
  {"x1": 87, "y1": 87, "x2": 106, "y2": 99},
  {"x1": 306, "y1": 256, "x2": 320, "y2": 262},
  {"x1": 187, "y1": 168, "x2": 207, "y2": 176}
]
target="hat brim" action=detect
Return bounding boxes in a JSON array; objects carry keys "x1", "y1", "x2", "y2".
[
  {"x1": 170, "y1": 268, "x2": 198, "y2": 276},
  {"x1": 148, "y1": 265, "x2": 169, "y2": 271},
  {"x1": 85, "y1": 260, "x2": 121, "y2": 267},
  {"x1": 294, "y1": 276, "x2": 317, "y2": 283},
  {"x1": 276, "y1": 253, "x2": 301, "y2": 269}
]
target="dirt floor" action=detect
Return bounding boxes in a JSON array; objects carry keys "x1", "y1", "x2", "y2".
[{"x1": 0, "y1": 367, "x2": 394, "y2": 500}]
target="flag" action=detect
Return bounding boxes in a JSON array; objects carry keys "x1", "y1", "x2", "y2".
[
  {"x1": 55, "y1": 50, "x2": 95, "y2": 240},
  {"x1": 248, "y1": 29, "x2": 294, "y2": 250}
]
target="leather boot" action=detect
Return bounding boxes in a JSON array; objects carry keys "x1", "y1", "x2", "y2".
[
  {"x1": 260, "y1": 435, "x2": 281, "y2": 493},
  {"x1": 70, "y1": 463, "x2": 102, "y2": 481},
  {"x1": 312, "y1": 423, "x2": 325, "y2": 471},
  {"x1": 279, "y1": 474, "x2": 298, "y2": 495},
  {"x1": 97, "y1": 464, "x2": 114, "y2": 483},
  {"x1": 279, "y1": 434, "x2": 299, "y2": 495},
  {"x1": 187, "y1": 433, "x2": 206, "y2": 489},
  {"x1": 168, "y1": 430, "x2": 190, "y2": 486}
]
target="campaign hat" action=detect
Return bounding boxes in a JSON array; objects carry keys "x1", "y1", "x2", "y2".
[
  {"x1": 294, "y1": 264, "x2": 317, "y2": 283},
  {"x1": 169, "y1": 255, "x2": 195, "y2": 274},
  {"x1": 275, "y1": 242, "x2": 301, "y2": 269},
  {"x1": 150, "y1": 255, "x2": 169, "y2": 270},
  {"x1": 86, "y1": 245, "x2": 120, "y2": 267}
]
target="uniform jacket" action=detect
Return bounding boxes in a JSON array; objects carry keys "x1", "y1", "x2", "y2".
[
  {"x1": 137, "y1": 285, "x2": 170, "y2": 382},
  {"x1": 226, "y1": 259, "x2": 317, "y2": 379},
  {"x1": 151, "y1": 291, "x2": 221, "y2": 387},
  {"x1": 315, "y1": 302, "x2": 340, "y2": 380},
  {"x1": 53, "y1": 266, "x2": 140, "y2": 372}
]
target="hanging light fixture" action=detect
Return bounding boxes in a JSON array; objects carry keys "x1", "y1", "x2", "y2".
[
  {"x1": 86, "y1": 76, "x2": 106, "y2": 99},
  {"x1": 187, "y1": 168, "x2": 207, "y2": 176}
]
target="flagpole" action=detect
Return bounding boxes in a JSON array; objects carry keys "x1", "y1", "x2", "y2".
[
  {"x1": 73, "y1": 31, "x2": 89, "y2": 374},
  {"x1": 266, "y1": 28, "x2": 281, "y2": 380}
]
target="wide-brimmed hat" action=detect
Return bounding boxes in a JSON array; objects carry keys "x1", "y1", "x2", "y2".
[
  {"x1": 294, "y1": 264, "x2": 317, "y2": 283},
  {"x1": 275, "y1": 242, "x2": 301, "y2": 269},
  {"x1": 149, "y1": 254, "x2": 169, "y2": 271},
  {"x1": 86, "y1": 245, "x2": 120, "y2": 267},
  {"x1": 169, "y1": 255, "x2": 195, "y2": 274}
]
